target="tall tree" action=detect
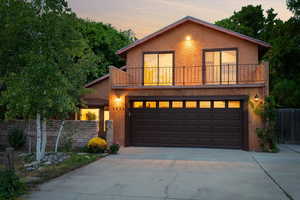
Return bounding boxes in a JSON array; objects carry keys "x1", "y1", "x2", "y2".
[
  {"x1": 75, "y1": 19, "x2": 136, "y2": 82},
  {"x1": 215, "y1": 4, "x2": 300, "y2": 108},
  {"x1": 215, "y1": 5, "x2": 265, "y2": 38},
  {"x1": 1, "y1": 0, "x2": 96, "y2": 160},
  {"x1": 287, "y1": 0, "x2": 300, "y2": 17}
]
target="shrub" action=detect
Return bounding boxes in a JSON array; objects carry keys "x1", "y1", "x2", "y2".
[
  {"x1": 86, "y1": 137, "x2": 107, "y2": 153},
  {"x1": 86, "y1": 112, "x2": 96, "y2": 120},
  {"x1": 8, "y1": 127, "x2": 26, "y2": 149},
  {"x1": 252, "y1": 96, "x2": 278, "y2": 152},
  {"x1": 0, "y1": 170, "x2": 26, "y2": 200},
  {"x1": 109, "y1": 144, "x2": 120, "y2": 154}
]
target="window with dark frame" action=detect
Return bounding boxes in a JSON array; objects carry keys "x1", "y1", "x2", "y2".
[
  {"x1": 143, "y1": 52, "x2": 174, "y2": 86},
  {"x1": 204, "y1": 49, "x2": 237, "y2": 85}
]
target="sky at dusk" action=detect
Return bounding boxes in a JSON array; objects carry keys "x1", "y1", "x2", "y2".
[{"x1": 68, "y1": 0, "x2": 292, "y2": 39}]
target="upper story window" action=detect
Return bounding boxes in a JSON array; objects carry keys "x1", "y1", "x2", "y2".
[
  {"x1": 204, "y1": 49, "x2": 237, "y2": 85},
  {"x1": 143, "y1": 52, "x2": 173, "y2": 86}
]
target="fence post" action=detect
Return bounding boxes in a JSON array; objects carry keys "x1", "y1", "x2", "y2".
[
  {"x1": 5, "y1": 147, "x2": 15, "y2": 171},
  {"x1": 291, "y1": 110, "x2": 295, "y2": 142},
  {"x1": 105, "y1": 120, "x2": 113, "y2": 146}
]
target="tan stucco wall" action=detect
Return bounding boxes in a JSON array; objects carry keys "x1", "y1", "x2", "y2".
[{"x1": 126, "y1": 21, "x2": 259, "y2": 67}]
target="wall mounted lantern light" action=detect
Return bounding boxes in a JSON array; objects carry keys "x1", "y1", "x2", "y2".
[
  {"x1": 185, "y1": 35, "x2": 191, "y2": 41},
  {"x1": 115, "y1": 96, "x2": 122, "y2": 103},
  {"x1": 254, "y1": 94, "x2": 259, "y2": 102}
]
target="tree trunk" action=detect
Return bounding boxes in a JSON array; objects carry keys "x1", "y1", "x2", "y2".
[
  {"x1": 55, "y1": 120, "x2": 65, "y2": 152},
  {"x1": 41, "y1": 117, "x2": 47, "y2": 158},
  {"x1": 36, "y1": 113, "x2": 42, "y2": 161}
]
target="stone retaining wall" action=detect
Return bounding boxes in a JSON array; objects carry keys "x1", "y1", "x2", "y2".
[{"x1": 0, "y1": 120, "x2": 99, "y2": 151}]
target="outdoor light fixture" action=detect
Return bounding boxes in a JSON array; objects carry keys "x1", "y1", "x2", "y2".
[
  {"x1": 115, "y1": 96, "x2": 121, "y2": 103},
  {"x1": 254, "y1": 94, "x2": 259, "y2": 102},
  {"x1": 185, "y1": 35, "x2": 191, "y2": 41}
]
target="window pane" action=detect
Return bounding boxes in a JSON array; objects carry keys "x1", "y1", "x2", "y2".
[
  {"x1": 144, "y1": 54, "x2": 158, "y2": 85},
  {"x1": 143, "y1": 53, "x2": 173, "y2": 86},
  {"x1": 199, "y1": 101, "x2": 211, "y2": 108},
  {"x1": 222, "y1": 50, "x2": 236, "y2": 64},
  {"x1": 228, "y1": 101, "x2": 240, "y2": 108},
  {"x1": 80, "y1": 109, "x2": 99, "y2": 120},
  {"x1": 213, "y1": 101, "x2": 225, "y2": 108},
  {"x1": 145, "y1": 101, "x2": 156, "y2": 108},
  {"x1": 205, "y1": 50, "x2": 237, "y2": 85},
  {"x1": 158, "y1": 53, "x2": 173, "y2": 85},
  {"x1": 186, "y1": 101, "x2": 197, "y2": 108},
  {"x1": 221, "y1": 50, "x2": 237, "y2": 84},
  {"x1": 172, "y1": 101, "x2": 183, "y2": 108},
  {"x1": 103, "y1": 110, "x2": 110, "y2": 131},
  {"x1": 159, "y1": 101, "x2": 169, "y2": 108},
  {"x1": 205, "y1": 51, "x2": 220, "y2": 84},
  {"x1": 133, "y1": 101, "x2": 143, "y2": 108}
]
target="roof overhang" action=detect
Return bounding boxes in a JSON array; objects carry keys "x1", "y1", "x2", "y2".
[
  {"x1": 85, "y1": 66, "x2": 127, "y2": 88},
  {"x1": 116, "y1": 16, "x2": 271, "y2": 56},
  {"x1": 81, "y1": 98, "x2": 108, "y2": 108}
]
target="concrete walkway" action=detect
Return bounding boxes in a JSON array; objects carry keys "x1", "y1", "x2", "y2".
[{"x1": 24, "y1": 146, "x2": 300, "y2": 200}]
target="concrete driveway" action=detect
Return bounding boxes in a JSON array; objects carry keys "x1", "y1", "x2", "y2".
[{"x1": 25, "y1": 145, "x2": 300, "y2": 200}]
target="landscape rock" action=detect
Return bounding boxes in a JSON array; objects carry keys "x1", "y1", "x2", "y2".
[{"x1": 24, "y1": 152, "x2": 70, "y2": 170}]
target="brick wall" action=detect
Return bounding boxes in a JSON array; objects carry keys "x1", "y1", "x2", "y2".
[{"x1": 0, "y1": 120, "x2": 99, "y2": 151}]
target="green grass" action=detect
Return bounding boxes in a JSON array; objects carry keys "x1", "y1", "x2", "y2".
[{"x1": 23, "y1": 153, "x2": 105, "y2": 186}]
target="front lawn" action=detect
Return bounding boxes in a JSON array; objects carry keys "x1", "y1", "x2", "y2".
[
  {"x1": 19, "y1": 152, "x2": 106, "y2": 186},
  {"x1": 0, "y1": 151, "x2": 106, "y2": 200}
]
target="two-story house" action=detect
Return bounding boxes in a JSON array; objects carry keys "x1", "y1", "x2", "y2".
[{"x1": 81, "y1": 16, "x2": 271, "y2": 151}]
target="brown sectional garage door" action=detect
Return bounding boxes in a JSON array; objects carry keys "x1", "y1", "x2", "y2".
[{"x1": 128, "y1": 99, "x2": 243, "y2": 149}]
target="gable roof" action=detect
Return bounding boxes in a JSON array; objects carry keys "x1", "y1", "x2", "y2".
[
  {"x1": 85, "y1": 66, "x2": 127, "y2": 88},
  {"x1": 116, "y1": 16, "x2": 271, "y2": 55}
]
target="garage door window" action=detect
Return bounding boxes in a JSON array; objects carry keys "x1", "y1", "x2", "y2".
[
  {"x1": 172, "y1": 101, "x2": 183, "y2": 108},
  {"x1": 228, "y1": 101, "x2": 240, "y2": 108},
  {"x1": 132, "y1": 100, "x2": 240, "y2": 109},
  {"x1": 146, "y1": 101, "x2": 156, "y2": 108},
  {"x1": 185, "y1": 101, "x2": 197, "y2": 108},
  {"x1": 213, "y1": 101, "x2": 225, "y2": 108},
  {"x1": 133, "y1": 101, "x2": 143, "y2": 108},
  {"x1": 159, "y1": 101, "x2": 169, "y2": 108},
  {"x1": 199, "y1": 101, "x2": 211, "y2": 108}
]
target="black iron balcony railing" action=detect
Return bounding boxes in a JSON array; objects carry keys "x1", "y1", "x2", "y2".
[{"x1": 111, "y1": 64, "x2": 266, "y2": 87}]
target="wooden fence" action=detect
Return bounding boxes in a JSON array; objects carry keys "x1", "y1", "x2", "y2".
[
  {"x1": 0, "y1": 147, "x2": 15, "y2": 170},
  {"x1": 277, "y1": 109, "x2": 300, "y2": 144}
]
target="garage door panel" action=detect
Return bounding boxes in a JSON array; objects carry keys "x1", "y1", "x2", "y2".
[{"x1": 129, "y1": 99, "x2": 243, "y2": 149}]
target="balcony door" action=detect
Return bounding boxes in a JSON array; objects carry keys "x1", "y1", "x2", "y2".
[
  {"x1": 143, "y1": 52, "x2": 173, "y2": 86},
  {"x1": 204, "y1": 49, "x2": 237, "y2": 85}
]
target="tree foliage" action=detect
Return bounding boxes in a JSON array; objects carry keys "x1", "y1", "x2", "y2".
[
  {"x1": 216, "y1": 5, "x2": 265, "y2": 38},
  {"x1": 215, "y1": 3, "x2": 300, "y2": 108},
  {"x1": 1, "y1": 0, "x2": 97, "y2": 120},
  {"x1": 0, "y1": 0, "x2": 99, "y2": 160},
  {"x1": 75, "y1": 19, "x2": 136, "y2": 82},
  {"x1": 287, "y1": 0, "x2": 300, "y2": 17}
]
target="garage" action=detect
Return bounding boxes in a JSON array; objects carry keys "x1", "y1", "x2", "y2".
[{"x1": 127, "y1": 98, "x2": 245, "y2": 149}]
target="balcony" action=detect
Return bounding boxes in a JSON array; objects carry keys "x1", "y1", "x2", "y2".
[{"x1": 111, "y1": 63, "x2": 267, "y2": 89}]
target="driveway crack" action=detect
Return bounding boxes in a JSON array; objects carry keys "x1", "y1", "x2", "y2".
[{"x1": 251, "y1": 154, "x2": 294, "y2": 200}]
